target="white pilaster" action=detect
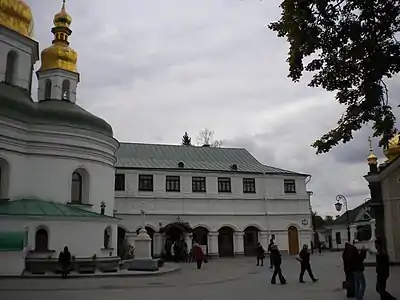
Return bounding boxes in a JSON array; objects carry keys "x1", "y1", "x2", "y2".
[
  {"x1": 185, "y1": 233, "x2": 193, "y2": 252},
  {"x1": 126, "y1": 232, "x2": 136, "y2": 248},
  {"x1": 234, "y1": 231, "x2": 244, "y2": 255},
  {"x1": 208, "y1": 232, "x2": 219, "y2": 257},
  {"x1": 153, "y1": 233, "x2": 164, "y2": 257},
  {"x1": 260, "y1": 231, "x2": 269, "y2": 250}
]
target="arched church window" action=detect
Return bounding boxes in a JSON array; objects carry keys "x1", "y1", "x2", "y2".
[
  {"x1": 104, "y1": 227, "x2": 111, "y2": 249},
  {"x1": 44, "y1": 79, "x2": 52, "y2": 99},
  {"x1": 62, "y1": 80, "x2": 70, "y2": 100},
  {"x1": 5, "y1": 51, "x2": 17, "y2": 84},
  {"x1": 35, "y1": 228, "x2": 49, "y2": 252},
  {"x1": 71, "y1": 172, "x2": 83, "y2": 203}
]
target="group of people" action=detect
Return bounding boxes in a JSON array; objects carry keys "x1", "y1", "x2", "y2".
[
  {"x1": 343, "y1": 239, "x2": 396, "y2": 300},
  {"x1": 256, "y1": 240, "x2": 318, "y2": 285}
]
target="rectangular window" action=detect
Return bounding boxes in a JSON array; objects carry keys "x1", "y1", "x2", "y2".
[
  {"x1": 115, "y1": 174, "x2": 125, "y2": 191},
  {"x1": 192, "y1": 177, "x2": 206, "y2": 192},
  {"x1": 243, "y1": 178, "x2": 256, "y2": 193},
  {"x1": 284, "y1": 179, "x2": 296, "y2": 193},
  {"x1": 166, "y1": 176, "x2": 180, "y2": 192},
  {"x1": 138, "y1": 175, "x2": 153, "y2": 191},
  {"x1": 335, "y1": 232, "x2": 342, "y2": 245},
  {"x1": 218, "y1": 177, "x2": 231, "y2": 193}
]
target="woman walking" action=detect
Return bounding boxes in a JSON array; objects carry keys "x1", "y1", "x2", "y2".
[{"x1": 193, "y1": 242, "x2": 205, "y2": 270}]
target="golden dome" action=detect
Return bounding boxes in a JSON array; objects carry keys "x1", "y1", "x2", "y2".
[
  {"x1": 39, "y1": 1, "x2": 77, "y2": 73},
  {"x1": 384, "y1": 133, "x2": 400, "y2": 162},
  {"x1": 0, "y1": 0, "x2": 34, "y2": 37},
  {"x1": 53, "y1": 0, "x2": 71, "y2": 28}
]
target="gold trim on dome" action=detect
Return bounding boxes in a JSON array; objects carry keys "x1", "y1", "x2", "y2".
[
  {"x1": 384, "y1": 133, "x2": 400, "y2": 162},
  {"x1": 40, "y1": 43, "x2": 77, "y2": 73},
  {"x1": 53, "y1": 0, "x2": 71, "y2": 28},
  {"x1": 0, "y1": 0, "x2": 34, "y2": 37}
]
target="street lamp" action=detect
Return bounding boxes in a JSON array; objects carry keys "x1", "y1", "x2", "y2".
[{"x1": 335, "y1": 194, "x2": 351, "y2": 242}]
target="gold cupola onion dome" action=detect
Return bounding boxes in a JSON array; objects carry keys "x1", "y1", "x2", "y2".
[
  {"x1": 384, "y1": 133, "x2": 400, "y2": 162},
  {"x1": 39, "y1": 1, "x2": 77, "y2": 73},
  {"x1": 367, "y1": 136, "x2": 378, "y2": 165},
  {"x1": 0, "y1": 0, "x2": 34, "y2": 37}
]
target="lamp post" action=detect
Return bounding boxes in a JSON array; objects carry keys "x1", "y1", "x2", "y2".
[{"x1": 335, "y1": 194, "x2": 351, "y2": 242}]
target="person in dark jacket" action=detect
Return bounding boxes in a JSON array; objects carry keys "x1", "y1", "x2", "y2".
[
  {"x1": 267, "y1": 238, "x2": 275, "y2": 269},
  {"x1": 193, "y1": 243, "x2": 204, "y2": 270},
  {"x1": 58, "y1": 246, "x2": 71, "y2": 279},
  {"x1": 256, "y1": 242, "x2": 265, "y2": 266},
  {"x1": 354, "y1": 247, "x2": 367, "y2": 300},
  {"x1": 343, "y1": 242, "x2": 358, "y2": 298},
  {"x1": 298, "y1": 244, "x2": 318, "y2": 283},
  {"x1": 374, "y1": 239, "x2": 396, "y2": 300},
  {"x1": 270, "y1": 245, "x2": 287, "y2": 285}
]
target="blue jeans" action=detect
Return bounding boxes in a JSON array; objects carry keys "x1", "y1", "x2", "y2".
[{"x1": 354, "y1": 271, "x2": 366, "y2": 300}]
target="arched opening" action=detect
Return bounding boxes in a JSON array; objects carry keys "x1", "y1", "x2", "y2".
[
  {"x1": 70, "y1": 168, "x2": 89, "y2": 204},
  {"x1": 0, "y1": 157, "x2": 10, "y2": 199},
  {"x1": 104, "y1": 226, "x2": 111, "y2": 249},
  {"x1": 35, "y1": 228, "x2": 49, "y2": 252},
  {"x1": 161, "y1": 222, "x2": 192, "y2": 261},
  {"x1": 136, "y1": 226, "x2": 155, "y2": 257},
  {"x1": 218, "y1": 226, "x2": 234, "y2": 257},
  {"x1": 62, "y1": 79, "x2": 70, "y2": 100},
  {"x1": 117, "y1": 226, "x2": 127, "y2": 258},
  {"x1": 44, "y1": 79, "x2": 52, "y2": 99},
  {"x1": 244, "y1": 226, "x2": 260, "y2": 256},
  {"x1": 193, "y1": 226, "x2": 209, "y2": 247},
  {"x1": 288, "y1": 226, "x2": 299, "y2": 255},
  {"x1": 5, "y1": 51, "x2": 17, "y2": 84}
]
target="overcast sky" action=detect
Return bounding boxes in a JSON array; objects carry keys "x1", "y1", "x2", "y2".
[{"x1": 27, "y1": 0, "x2": 400, "y2": 217}]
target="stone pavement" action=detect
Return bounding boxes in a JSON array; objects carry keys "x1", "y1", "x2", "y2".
[{"x1": 0, "y1": 252, "x2": 399, "y2": 300}]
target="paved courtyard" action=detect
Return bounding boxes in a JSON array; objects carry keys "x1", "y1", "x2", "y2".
[{"x1": 0, "y1": 252, "x2": 398, "y2": 300}]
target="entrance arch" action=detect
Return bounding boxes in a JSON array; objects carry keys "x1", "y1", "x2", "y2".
[
  {"x1": 288, "y1": 226, "x2": 299, "y2": 254},
  {"x1": 193, "y1": 226, "x2": 209, "y2": 253},
  {"x1": 161, "y1": 222, "x2": 192, "y2": 261},
  {"x1": 136, "y1": 226, "x2": 155, "y2": 257},
  {"x1": 218, "y1": 226, "x2": 234, "y2": 257},
  {"x1": 244, "y1": 226, "x2": 259, "y2": 256}
]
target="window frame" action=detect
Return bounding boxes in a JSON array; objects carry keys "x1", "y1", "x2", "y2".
[
  {"x1": 115, "y1": 173, "x2": 125, "y2": 191},
  {"x1": 71, "y1": 171, "x2": 83, "y2": 203},
  {"x1": 284, "y1": 179, "x2": 296, "y2": 194},
  {"x1": 243, "y1": 178, "x2": 256, "y2": 193},
  {"x1": 192, "y1": 176, "x2": 206, "y2": 193},
  {"x1": 166, "y1": 175, "x2": 180, "y2": 192},
  {"x1": 218, "y1": 177, "x2": 232, "y2": 193},
  {"x1": 138, "y1": 174, "x2": 154, "y2": 191}
]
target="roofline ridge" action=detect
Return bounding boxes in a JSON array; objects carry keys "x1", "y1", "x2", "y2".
[{"x1": 118, "y1": 142, "x2": 247, "y2": 150}]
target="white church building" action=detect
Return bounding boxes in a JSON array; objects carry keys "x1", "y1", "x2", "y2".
[{"x1": 0, "y1": 0, "x2": 313, "y2": 275}]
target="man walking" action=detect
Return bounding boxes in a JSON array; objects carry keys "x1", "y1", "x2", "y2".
[
  {"x1": 270, "y1": 245, "x2": 287, "y2": 285},
  {"x1": 375, "y1": 239, "x2": 397, "y2": 300},
  {"x1": 256, "y1": 242, "x2": 265, "y2": 266},
  {"x1": 298, "y1": 244, "x2": 318, "y2": 283},
  {"x1": 267, "y1": 238, "x2": 274, "y2": 269}
]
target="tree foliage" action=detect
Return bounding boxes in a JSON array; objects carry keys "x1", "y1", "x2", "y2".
[
  {"x1": 182, "y1": 132, "x2": 192, "y2": 146},
  {"x1": 197, "y1": 128, "x2": 223, "y2": 147},
  {"x1": 269, "y1": 0, "x2": 400, "y2": 153}
]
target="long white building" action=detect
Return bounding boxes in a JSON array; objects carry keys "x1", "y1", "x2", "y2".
[{"x1": 115, "y1": 143, "x2": 313, "y2": 257}]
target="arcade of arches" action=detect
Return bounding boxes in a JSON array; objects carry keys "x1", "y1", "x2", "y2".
[{"x1": 117, "y1": 223, "x2": 304, "y2": 258}]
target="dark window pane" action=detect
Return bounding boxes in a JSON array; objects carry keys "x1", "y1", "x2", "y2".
[
  {"x1": 115, "y1": 174, "x2": 125, "y2": 191},
  {"x1": 218, "y1": 177, "x2": 231, "y2": 193},
  {"x1": 243, "y1": 178, "x2": 256, "y2": 193},
  {"x1": 166, "y1": 176, "x2": 180, "y2": 192},
  {"x1": 139, "y1": 175, "x2": 153, "y2": 191},
  {"x1": 284, "y1": 179, "x2": 296, "y2": 193},
  {"x1": 192, "y1": 177, "x2": 206, "y2": 192},
  {"x1": 71, "y1": 172, "x2": 82, "y2": 203}
]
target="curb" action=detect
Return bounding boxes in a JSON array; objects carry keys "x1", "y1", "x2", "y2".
[{"x1": 0, "y1": 264, "x2": 180, "y2": 279}]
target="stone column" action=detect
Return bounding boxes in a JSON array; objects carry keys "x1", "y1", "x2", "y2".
[
  {"x1": 126, "y1": 232, "x2": 136, "y2": 248},
  {"x1": 133, "y1": 228, "x2": 152, "y2": 259},
  {"x1": 260, "y1": 231, "x2": 269, "y2": 250},
  {"x1": 234, "y1": 231, "x2": 244, "y2": 256},
  {"x1": 153, "y1": 233, "x2": 164, "y2": 258},
  {"x1": 208, "y1": 232, "x2": 219, "y2": 257}
]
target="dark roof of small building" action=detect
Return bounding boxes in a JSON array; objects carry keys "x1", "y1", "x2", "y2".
[
  {"x1": 0, "y1": 199, "x2": 116, "y2": 219},
  {"x1": 329, "y1": 200, "x2": 373, "y2": 226},
  {"x1": 116, "y1": 143, "x2": 309, "y2": 175},
  {"x1": 0, "y1": 83, "x2": 113, "y2": 137}
]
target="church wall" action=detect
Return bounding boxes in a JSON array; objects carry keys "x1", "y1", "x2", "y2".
[
  {"x1": 0, "y1": 30, "x2": 37, "y2": 91},
  {"x1": 0, "y1": 217, "x2": 118, "y2": 258}
]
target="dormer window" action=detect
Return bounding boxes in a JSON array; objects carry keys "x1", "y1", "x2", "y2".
[
  {"x1": 231, "y1": 164, "x2": 238, "y2": 171},
  {"x1": 178, "y1": 162, "x2": 184, "y2": 168}
]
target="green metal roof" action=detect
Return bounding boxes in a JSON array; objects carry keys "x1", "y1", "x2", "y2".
[
  {"x1": 0, "y1": 199, "x2": 116, "y2": 219},
  {"x1": 116, "y1": 143, "x2": 308, "y2": 175},
  {"x1": 0, "y1": 232, "x2": 25, "y2": 251},
  {"x1": 0, "y1": 83, "x2": 113, "y2": 137}
]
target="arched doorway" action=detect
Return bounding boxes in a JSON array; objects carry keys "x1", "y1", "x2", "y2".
[
  {"x1": 136, "y1": 226, "x2": 155, "y2": 257},
  {"x1": 117, "y1": 226, "x2": 127, "y2": 258},
  {"x1": 218, "y1": 226, "x2": 234, "y2": 257},
  {"x1": 193, "y1": 226, "x2": 209, "y2": 254},
  {"x1": 161, "y1": 222, "x2": 192, "y2": 261},
  {"x1": 288, "y1": 226, "x2": 299, "y2": 254},
  {"x1": 244, "y1": 226, "x2": 259, "y2": 256}
]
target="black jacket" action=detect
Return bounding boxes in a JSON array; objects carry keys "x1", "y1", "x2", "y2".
[
  {"x1": 355, "y1": 249, "x2": 367, "y2": 272},
  {"x1": 376, "y1": 251, "x2": 390, "y2": 277},
  {"x1": 270, "y1": 249, "x2": 282, "y2": 266},
  {"x1": 299, "y1": 249, "x2": 310, "y2": 265}
]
